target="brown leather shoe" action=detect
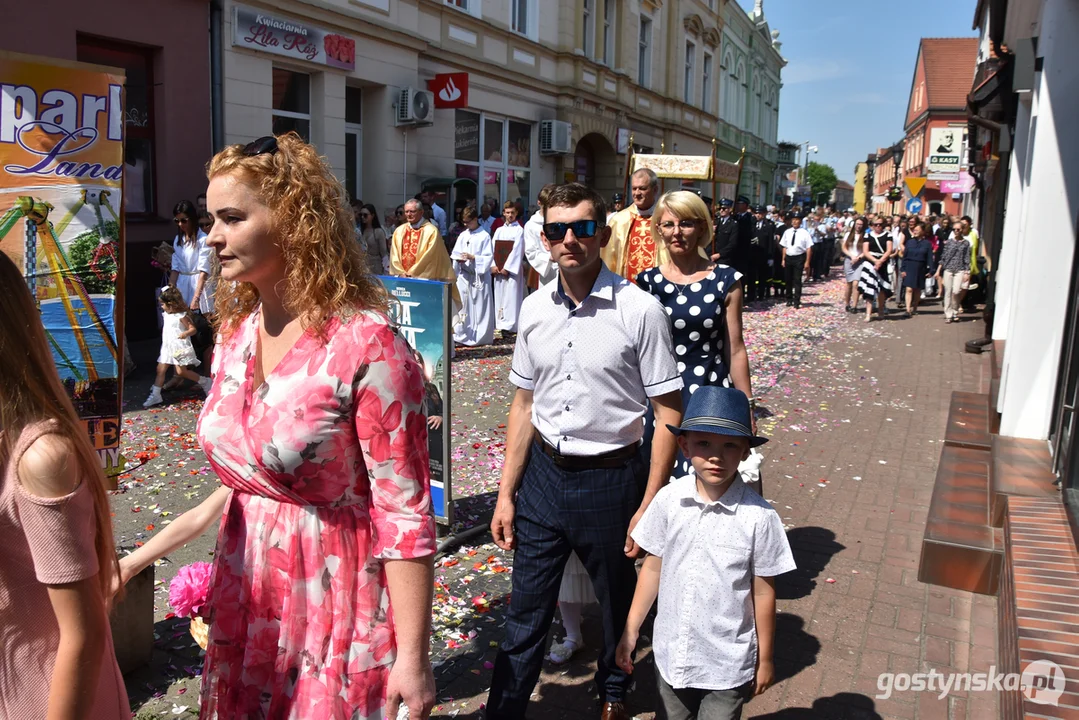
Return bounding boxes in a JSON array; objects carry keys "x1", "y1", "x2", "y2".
[{"x1": 600, "y1": 701, "x2": 629, "y2": 720}]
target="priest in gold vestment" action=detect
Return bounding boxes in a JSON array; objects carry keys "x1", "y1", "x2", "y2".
[
  {"x1": 602, "y1": 168, "x2": 670, "y2": 281},
  {"x1": 390, "y1": 198, "x2": 462, "y2": 307}
]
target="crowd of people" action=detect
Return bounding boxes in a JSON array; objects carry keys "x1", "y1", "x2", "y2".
[{"x1": 1, "y1": 130, "x2": 991, "y2": 720}]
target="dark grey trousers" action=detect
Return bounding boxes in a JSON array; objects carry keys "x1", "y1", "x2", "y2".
[{"x1": 656, "y1": 673, "x2": 753, "y2": 720}]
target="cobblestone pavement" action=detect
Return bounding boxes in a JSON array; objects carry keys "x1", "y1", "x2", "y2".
[{"x1": 114, "y1": 272, "x2": 998, "y2": 719}]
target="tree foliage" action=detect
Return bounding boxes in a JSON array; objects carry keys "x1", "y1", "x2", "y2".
[
  {"x1": 805, "y1": 162, "x2": 839, "y2": 204},
  {"x1": 68, "y1": 220, "x2": 119, "y2": 295}
]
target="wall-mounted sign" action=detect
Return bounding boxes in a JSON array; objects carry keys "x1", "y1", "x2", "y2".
[
  {"x1": 0, "y1": 51, "x2": 126, "y2": 484},
  {"x1": 233, "y1": 5, "x2": 355, "y2": 71},
  {"x1": 428, "y1": 73, "x2": 469, "y2": 109},
  {"x1": 940, "y1": 171, "x2": 975, "y2": 194},
  {"x1": 927, "y1": 127, "x2": 962, "y2": 174}
]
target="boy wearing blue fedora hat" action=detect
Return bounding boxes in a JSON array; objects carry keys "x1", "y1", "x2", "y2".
[{"x1": 615, "y1": 387, "x2": 795, "y2": 720}]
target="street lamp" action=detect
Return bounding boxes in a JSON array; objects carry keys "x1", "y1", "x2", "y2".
[
  {"x1": 891, "y1": 141, "x2": 905, "y2": 214},
  {"x1": 801, "y1": 141, "x2": 818, "y2": 206}
]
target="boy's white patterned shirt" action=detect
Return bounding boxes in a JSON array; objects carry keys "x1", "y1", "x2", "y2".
[{"x1": 632, "y1": 475, "x2": 797, "y2": 690}]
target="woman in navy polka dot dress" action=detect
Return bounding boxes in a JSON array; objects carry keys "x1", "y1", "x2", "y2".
[{"x1": 637, "y1": 191, "x2": 753, "y2": 478}]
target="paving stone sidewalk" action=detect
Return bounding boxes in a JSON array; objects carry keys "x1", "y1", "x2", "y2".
[{"x1": 431, "y1": 286, "x2": 999, "y2": 720}]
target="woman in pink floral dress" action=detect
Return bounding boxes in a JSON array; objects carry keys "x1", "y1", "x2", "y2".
[{"x1": 119, "y1": 133, "x2": 438, "y2": 719}]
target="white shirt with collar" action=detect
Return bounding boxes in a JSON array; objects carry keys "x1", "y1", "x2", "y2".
[
  {"x1": 431, "y1": 203, "x2": 448, "y2": 236},
  {"x1": 523, "y1": 210, "x2": 558, "y2": 285},
  {"x1": 509, "y1": 264, "x2": 682, "y2": 456},
  {"x1": 479, "y1": 215, "x2": 495, "y2": 235},
  {"x1": 779, "y1": 227, "x2": 814, "y2": 256},
  {"x1": 632, "y1": 475, "x2": 796, "y2": 691}
]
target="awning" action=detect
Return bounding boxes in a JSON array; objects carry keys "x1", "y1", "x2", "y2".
[{"x1": 420, "y1": 177, "x2": 477, "y2": 191}]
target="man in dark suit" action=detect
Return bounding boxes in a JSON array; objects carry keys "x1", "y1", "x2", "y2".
[
  {"x1": 769, "y1": 211, "x2": 789, "y2": 298},
  {"x1": 745, "y1": 205, "x2": 775, "y2": 302},
  {"x1": 734, "y1": 195, "x2": 755, "y2": 278},
  {"x1": 710, "y1": 198, "x2": 740, "y2": 264}
]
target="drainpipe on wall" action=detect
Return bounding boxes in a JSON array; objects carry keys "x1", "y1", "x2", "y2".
[{"x1": 210, "y1": 0, "x2": 225, "y2": 152}]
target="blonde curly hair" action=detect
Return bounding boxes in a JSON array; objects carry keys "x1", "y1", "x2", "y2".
[{"x1": 207, "y1": 132, "x2": 388, "y2": 339}]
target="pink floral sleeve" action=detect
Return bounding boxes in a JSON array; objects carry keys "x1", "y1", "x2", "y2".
[{"x1": 354, "y1": 321, "x2": 437, "y2": 560}]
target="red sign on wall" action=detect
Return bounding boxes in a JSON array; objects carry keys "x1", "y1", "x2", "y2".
[{"x1": 428, "y1": 73, "x2": 469, "y2": 109}]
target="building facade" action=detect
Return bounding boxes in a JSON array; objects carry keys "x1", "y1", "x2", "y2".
[
  {"x1": 716, "y1": 0, "x2": 785, "y2": 205},
  {"x1": 2, "y1": 0, "x2": 214, "y2": 339},
  {"x1": 871, "y1": 144, "x2": 903, "y2": 215},
  {"x1": 852, "y1": 162, "x2": 868, "y2": 213},
  {"x1": 916, "y1": 3, "x2": 1079, "y2": 714},
  {"x1": 900, "y1": 37, "x2": 978, "y2": 218},
  {"x1": 830, "y1": 180, "x2": 854, "y2": 210},
  {"x1": 219, "y1": 0, "x2": 781, "y2": 222}
]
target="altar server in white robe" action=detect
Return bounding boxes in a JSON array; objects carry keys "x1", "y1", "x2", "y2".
[
  {"x1": 492, "y1": 201, "x2": 525, "y2": 333},
  {"x1": 450, "y1": 206, "x2": 495, "y2": 346}
]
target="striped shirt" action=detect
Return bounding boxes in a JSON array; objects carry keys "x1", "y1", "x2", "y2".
[{"x1": 510, "y1": 264, "x2": 682, "y2": 456}]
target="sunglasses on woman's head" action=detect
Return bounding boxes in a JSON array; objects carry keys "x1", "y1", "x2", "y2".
[
  {"x1": 542, "y1": 220, "x2": 600, "y2": 241},
  {"x1": 243, "y1": 136, "x2": 278, "y2": 157},
  {"x1": 175, "y1": 217, "x2": 190, "y2": 225}
]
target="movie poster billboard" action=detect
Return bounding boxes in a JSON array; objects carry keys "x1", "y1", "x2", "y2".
[
  {"x1": 378, "y1": 276, "x2": 453, "y2": 524},
  {"x1": 0, "y1": 51, "x2": 125, "y2": 486}
]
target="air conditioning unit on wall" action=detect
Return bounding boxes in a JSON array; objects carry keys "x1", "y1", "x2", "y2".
[
  {"x1": 396, "y1": 87, "x2": 434, "y2": 126},
  {"x1": 539, "y1": 120, "x2": 573, "y2": 155}
]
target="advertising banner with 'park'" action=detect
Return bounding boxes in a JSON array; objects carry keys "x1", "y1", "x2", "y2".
[
  {"x1": 0, "y1": 51, "x2": 125, "y2": 486},
  {"x1": 378, "y1": 276, "x2": 453, "y2": 524}
]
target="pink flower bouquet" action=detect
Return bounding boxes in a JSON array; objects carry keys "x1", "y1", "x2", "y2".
[{"x1": 168, "y1": 562, "x2": 213, "y2": 649}]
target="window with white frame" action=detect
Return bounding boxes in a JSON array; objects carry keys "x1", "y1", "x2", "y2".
[
  {"x1": 771, "y1": 92, "x2": 779, "y2": 143},
  {"x1": 721, "y1": 52, "x2": 734, "y2": 123},
  {"x1": 454, "y1": 110, "x2": 533, "y2": 212},
  {"x1": 702, "y1": 52, "x2": 712, "y2": 113},
  {"x1": 344, "y1": 86, "x2": 362, "y2": 203},
  {"x1": 751, "y1": 74, "x2": 761, "y2": 136},
  {"x1": 511, "y1": 0, "x2": 531, "y2": 37},
  {"x1": 583, "y1": 0, "x2": 594, "y2": 58},
  {"x1": 638, "y1": 14, "x2": 652, "y2": 87},
  {"x1": 271, "y1": 68, "x2": 310, "y2": 141},
  {"x1": 684, "y1": 41, "x2": 695, "y2": 105},
  {"x1": 735, "y1": 59, "x2": 747, "y2": 128},
  {"x1": 446, "y1": 0, "x2": 480, "y2": 18},
  {"x1": 602, "y1": 0, "x2": 615, "y2": 66}
]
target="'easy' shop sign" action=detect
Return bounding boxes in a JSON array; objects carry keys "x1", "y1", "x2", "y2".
[{"x1": 233, "y1": 5, "x2": 356, "y2": 71}]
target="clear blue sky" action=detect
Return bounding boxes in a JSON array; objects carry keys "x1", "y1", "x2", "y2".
[{"x1": 737, "y1": 0, "x2": 979, "y2": 183}]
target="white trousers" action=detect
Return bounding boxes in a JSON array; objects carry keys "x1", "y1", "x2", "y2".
[{"x1": 942, "y1": 270, "x2": 965, "y2": 319}]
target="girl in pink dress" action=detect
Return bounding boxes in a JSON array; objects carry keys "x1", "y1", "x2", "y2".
[
  {"x1": 0, "y1": 253, "x2": 130, "y2": 719},
  {"x1": 118, "y1": 133, "x2": 438, "y2": 719}
]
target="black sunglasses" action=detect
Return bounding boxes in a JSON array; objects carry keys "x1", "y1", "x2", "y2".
[
  {"x1": 243, "y1": 136, "x2": 278, "y2": 157},
  {"x1": 543, "y1": 220, "x2": 600, "y2": 241}
]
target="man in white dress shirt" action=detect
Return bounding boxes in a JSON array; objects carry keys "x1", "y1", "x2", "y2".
[
  {"x1": 492, "y1": 202, "x2": 526, "y2": 334},
  {"x1": 419, "y1": 189, "x2": 448, "y2": 236},
  {"x1": 522, "y1": 183, "x2": 559, "y2": 291},
  {"x1": 479, "y1": 203, "x2": 496, "y2": 235},
  {"x1": 487, "y1": 183, "x2": 683, "y2": 720},
  {"x1": 450, "y1": 206, "x2": 495, "y2": 346},
  {"x1": 780, "y1": 212, "x2": 814, "y2": 309}
]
